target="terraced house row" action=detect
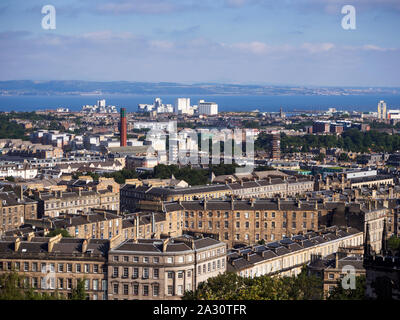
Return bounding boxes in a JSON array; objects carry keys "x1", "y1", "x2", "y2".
[
  {"x1": 120, "y1": 176, "x2": 314, "y2": 211},
  {"x1": 161, "y1": 198, "x2": 393, "y2": 249},
  {"x1": 33, "y1": 187, "x2": 120, "y2": 218},
  {"x1": 163, "y1": 199, "x2": 334, "y2": 248},
  {"x1": 226, "y1": 226, "x2": 363, "y2": 278},
  {"x1": 0, "y1": 233, "x2": 226, "y2": 300}
]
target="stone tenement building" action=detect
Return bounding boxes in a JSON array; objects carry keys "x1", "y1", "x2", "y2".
[
  {"x1": 333, "y1": 201, "x2": 389, "y2": 254},
  {"x1": 162, "y1": 198, "x2": 392, "y2": 250},
  {"x1": 33, "y1": 187, "x2": 119, "y2": 218},
  {"x1": 307, "y1": 250, "x2": 365, "y2": 298},
  {"x1": 226, "y1": 226, "x2": 363, "y2": 279},
  {"x1": 107, "y1": 236, "x2": 226, "y2": 300},
  {"x1": 120, "y1": 176, "x2": 314, "y2": 211},
  {"x1": 163, "y1": 199, "x2": 337, "y2": 248},
  {"x1": 26, "y1": 209, "x2": 123, "y2": 241},
  {"x1": 0, "y1": 190, "x2": 38, "y2": 236},
  {"x1": 24, "y1": 209, "x2": 184, "y2": 244},
  {"x1": 0, "y1": 234, "x2": 110, "y2": 300},
  {"x1": 122, "y1": 211, "x2": 183, "y2": 241}
]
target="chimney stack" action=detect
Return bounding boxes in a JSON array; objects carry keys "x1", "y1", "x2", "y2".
[
  {"x1": 27, "y1": 232, "x2": 34, "y2": 242},
  {"x1": 389, "y1": 187, "x2": 393, "y2": 199},
  {"x1": 17, "y1": 185, "x2": 23, "y2": 200},
  {"x1": 14, "y1": 238, "x2": 21, "y2": 252},
  {"x1": 120, "y1": 108, "x2": 127, "y2": 147},
  {"x1": 82, "y1": 239, "x2": 88, "y2": 253},
  {"x1": 48, "y1": 234, "x2": 62, "y2": 253},
  {"x1": 335, "y1": 252, "x2": 339, "y2": 269},
  {"x1": 135, "y1": 215, "x2": 140, "y2": 240},
  {"x1": 151, "y1": 212, "x2": 156, "y2": 234},
  {"x1": 162, "y1": 238, "x2": 169, "y2": 252}
]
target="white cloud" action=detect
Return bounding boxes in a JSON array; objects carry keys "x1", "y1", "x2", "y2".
[
  {"x1": 81, "y1": 31, "x2": 136, "y2": 41},
  {"x1": 95, "y1": 0, "x2": 183, "y2": 15},
  {"x1": 231, "y1": 41, "x2": 269, "y2": 54},
  {"x1": 301, "y1": 42, "x2": 335, "y2": 53},
  {"x1": 149, "y1": 40, "x2": 174, "y2": 50},
  {"x1": 224, "y1": 0, "x2": 250, "y2": 8},
  {"x1": 362, "y1": 44, "x2": 395, "y2": 52}
]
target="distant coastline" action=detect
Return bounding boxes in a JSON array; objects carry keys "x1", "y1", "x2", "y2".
[
  {"x1": 1, "y1": 93, "x2": 400, "y2": 113},
  {"x1": 1, "y1": 80, "x2": 399, "y2": 97}
]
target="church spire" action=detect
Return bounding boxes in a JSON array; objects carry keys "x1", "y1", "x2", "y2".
[
  {"x1": 364, "y1": 222, "x2": 372, "y2": 258},
  {"x1": 381, "y1": 218, "x2": 388, "y2": 255}
]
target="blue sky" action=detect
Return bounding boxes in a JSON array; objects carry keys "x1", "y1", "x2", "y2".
[{"x1": 0, "y1": 0, "x2": 399, "y2": 86}]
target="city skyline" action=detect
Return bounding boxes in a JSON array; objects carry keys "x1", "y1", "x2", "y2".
[{"x1": 0, "y1": 0, "x2": 399, "y2": 86}]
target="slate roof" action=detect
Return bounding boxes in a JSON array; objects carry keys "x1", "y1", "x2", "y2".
[
  {"x1": 163, "y1": 199, "x2": 342, "y2": 212},
  {"x1": 0, "y1": 238, "x2": 109, "y2": 257},
  {"x1": 110, "y1": 236, "x2": 223, "y2": 253},
  {"x1": 227, "y1": 226, "x2": 363, "y2": 272}
]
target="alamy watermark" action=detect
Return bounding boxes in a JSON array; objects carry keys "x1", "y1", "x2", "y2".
[
  {"x1": 341, "y1": 5, "x2": 356, "y2": 30},
  {"x1": 41, "y1": 5, "x2": 56, "y2": 30},
  {"x1": 341, "y1": 265, "x2": 356, "y2": 290}
]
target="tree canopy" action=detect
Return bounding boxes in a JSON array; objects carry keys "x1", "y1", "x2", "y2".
[
  {"x1": 0, "y1": 271, "x2": 64, "y2": 300},
  {"x1": 255, "y1": 129, "x2": 400, "y2": 154},
  {"x1": 182, "y1": 269, "x2": 323, "y2": 300},
  {"x1": 327, "y1": 276, "x2": 366, "y2": 300}
]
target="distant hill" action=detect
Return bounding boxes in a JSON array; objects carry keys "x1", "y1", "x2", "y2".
[{"x1": 0, "y1": 80, "x2": 399, "y2": 96}]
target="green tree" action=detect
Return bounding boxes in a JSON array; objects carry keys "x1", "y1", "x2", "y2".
[
  {"x1": 0, "y1": 270, "x2": 64, "y2": 300},
  {"x1": 338, "y1": 153, "x2": 350, "y2": 162},
  {"x1": 182, "y1": 271, "x2": 323, "y2": 300},
  {"x1": 46, "y1": 229, "x2": 71, "y2": 238},
  {"x1": 285, "y1": 268, "x2": 323, "y2": 300},
  {"x1": 0, "y1": 270, "x2": 28, "y2": 300},
  {"x1": 327, "y1": 275, "x2": 366, "y2": 300},
  {"x1": 387, "y1": 236, "x2": 400, "y2": 251},
  {"x1": 314, "y1": 153, "x2": 325, "y2": 162},
  {"x1": 71, "y1": 278, "x2": 87, "y2": 300}
]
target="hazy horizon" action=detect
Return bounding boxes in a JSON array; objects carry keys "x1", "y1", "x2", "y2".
[{"x1": 0, "y1": 1, "x2": 399, "y2": 87}]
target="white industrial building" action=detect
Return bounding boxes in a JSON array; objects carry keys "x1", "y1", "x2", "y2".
[
  {"x1": 174, "y1": 98, "x2": 194, "y2": 115},
  {"x1": 198, "y1": 100, "x2": 218, "y2": 116}
]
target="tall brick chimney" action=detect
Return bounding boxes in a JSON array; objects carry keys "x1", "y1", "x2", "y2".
[{"x1": 120, "y1": 108, "x2": 127, "y2": 147}]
